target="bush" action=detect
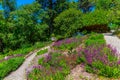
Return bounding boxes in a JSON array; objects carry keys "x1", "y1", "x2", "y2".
[
  {"x1": 113, "y1": 30, "x2": 120, "y2": 38},
  {"x1": 80, "y1": 9, "x2": 110, "y2": 33},
  {"x1": 54, "y1": 8, "x2": 83, "y2": 38},
  {"x1": 80, "y1": 24, "x2": 110, "y2": 33}
]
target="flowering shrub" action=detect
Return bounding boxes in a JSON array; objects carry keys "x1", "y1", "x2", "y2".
[
  {"x1": 26, "y1": 65, "x2": 43, "y2": 75},
  {"x1": 77, "y1": 44, "x2": 120, "y2": 78},
  {"x1": 52, "y1": 36, "x2": 82, "y2": 51},
  {"x1": 27, "y1": 52, "x2": 79, "y2": 80}
]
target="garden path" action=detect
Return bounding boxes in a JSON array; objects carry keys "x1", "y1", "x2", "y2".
[
  {"x1": 104, "y1": 35, "x2": 120, "y2": 53},
  {"x1": 4, "y1": 46, "x2": 50, "y2": 80}
]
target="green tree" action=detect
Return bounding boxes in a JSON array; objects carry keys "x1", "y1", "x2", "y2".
[
  {"x1": 36, "y1": 0, "x2": 68, "y2": 35},
  {"x1": 2, "y1": 0, "x2": 16, "y2": 18},
  {"x1": 81, "y1": 9, "x2": 109, "y2": 27},
  {"x1": 78, "y1": 0, "x2": 94, "y2": 13},
  {"x1": 0, "y1": 11, "x2": 5, "y2": 52},
  {"x1": 8, "y1": 2, "x2": 48, "y2": 49},
  {"x1": 54, "y1": 8, "x2": 82, "y2": 37}
]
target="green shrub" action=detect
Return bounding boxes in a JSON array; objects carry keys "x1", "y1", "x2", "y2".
[
  {"x1": 113, "y1": 30, "x2": 120, "y2": 38},
  {"x1": 54, "y1": 8, "x2": 83, "y2": 38},
  {"x1": 80, "y1": 24, "x2": 110, "y2": 33}
]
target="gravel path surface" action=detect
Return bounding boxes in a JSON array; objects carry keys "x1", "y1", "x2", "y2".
[
  {"x1": 104, "y1": 35, "x2": 120, "y2": 53},
  {"x1": 65, "y1": 64, "x2": 98, "y2": 80},
  {"x1": 4, "y1": 46, "x2": 50, "y2": 80}
]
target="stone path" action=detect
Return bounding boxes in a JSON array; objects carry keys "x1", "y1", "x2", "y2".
[
  {"x1": 4, "y1": 46, "x2": 50, "y2": 80},
  {"x1": 65, "y1": 64, "x2": 98, "y2": 80},
  {"x1": 104, "y1": 35, "x2": 120, "y2": 53}
]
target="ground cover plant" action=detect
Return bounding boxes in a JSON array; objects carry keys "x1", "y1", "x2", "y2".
[
  {"x1": 37, "y1": 49, "x2": 48, "y2": 55},
  {"x1": 85, "y1": 33, "x2": 106, "y2": 46},
  {"x1": 77, "y1": 34, "x2": 120, "y2": 78},
  {"x1": 0, "y1": 41, "x2": 51, "y2": 79},
  {"x1": 0, "y1": 57, "x2": 24, "y2": 79},
  {"x1": 0, "y1": 41, "x2": 50, "y2": 60},
  {"x1": 1, "y1": 0, "x2": 120, "y2": 79},
  {"x1": 27, "y1": 33, "x2": 120, "y2": 79},
  {"x1": 52, "y1": 35, "x2": 87, "y2": 51},
  {"x1": 28, "y1": 52, "x2": 78, "y2": 80}
]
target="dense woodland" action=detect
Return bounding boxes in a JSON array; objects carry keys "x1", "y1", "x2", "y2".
[{"x1": 0, "y1": 0, "x2": 120, "y2": 53}]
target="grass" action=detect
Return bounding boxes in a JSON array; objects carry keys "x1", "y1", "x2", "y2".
[
  {"x1": 7, "y1": 41, "x2": 51, "y2": 55},
  {"x1": 0, "y1": 57, "x2": 24, "y2": 79},
  {"x1": 37, "y1": 49, "x2": 48, "y2": 55},
  {"x1": 0, "y1": 41, "x2": 51, "y2": 79}
]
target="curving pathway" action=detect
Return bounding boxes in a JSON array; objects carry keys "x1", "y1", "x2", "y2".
[
  {"x1": 104, "y1": 35, "x2": 120, "y2": 53},
  {"x1": 4, "y1": 46, "x2": 50, "y2": 80}
]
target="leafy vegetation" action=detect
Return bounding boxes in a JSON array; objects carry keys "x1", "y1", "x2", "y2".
[
  {"x1": 54, "y1": 8, "x2": 82, "y2": 37},
  {"x1": 0, "y1": 0, "x2": 120, "y2": 79},
  {"x1": 27, "y1": 34, "x2": 120, "y2": 79},
  {"x1": 37, "y1": 49, "x2": 48, "y2": 55},
  {"x1": 0, "y1": 57, "x2": 24, "y2": 78},
  {"x1": 77, "y1": 34, "x2": 120, "y2": 78},
  {"x1": 85, "y1": 33, "x2": 105, "y2": 46}
]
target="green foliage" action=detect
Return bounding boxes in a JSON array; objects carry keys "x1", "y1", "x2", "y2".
[
  {"x1": 85, "y1": 33, "x2": 105, "y2": 46},
  {"x1": 28, "y1": 52, "x2": 70, "y2": 80},
  {"x1": 54, "y1": 8, "x2": 83, "y2": 38},
  {"x1": 37, "y1": 49, "x2": 48, "y2": 55},
  {"x1": 53, "y1": 36, "x2": 82, "y2": 51},
  {"x1": 89, "y1": 61, "x2": 120, "y2": 78},
  {"x1": 113, "y1": 30, "x2": 120, "y2": 38},
  {"x1": 82, "y1": 9, "x2": 109, "y2": 27},
  {"x1": 0, "y1": 57, "x2": 24, "y2": 78},
  {"x1": 6, "y1": 42, "x2": 50, "y2": 55},
  {"x1": 0, "y1": 2, "x2": 49, "y2": 50},
  {"x1": 77, "y1": 33, "x2": 120, "y2": 78},
  {"x1": 2, "y1": 0, "x2": 16, "y2": 18}
]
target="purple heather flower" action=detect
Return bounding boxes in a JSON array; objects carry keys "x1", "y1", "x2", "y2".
[
  {"x1": 33, "y1": 65, "x2": 42, "y2": 69},
  {"x1": 26, "y1": 66, "x2": 34, "y2": 75},
  {"x1": 44, "y1": 54, "x2": 52, "y2": 62},
  {"x1": 117, "y1": 60, "x2": 120, "y2": 65},
  {"x1": 26, "y1": 65, "x2": 43, "y2": 75}
]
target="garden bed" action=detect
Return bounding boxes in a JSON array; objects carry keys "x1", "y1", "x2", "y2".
[{"x1": 27, "y1": 33, "x2": 120, "y2": 80}]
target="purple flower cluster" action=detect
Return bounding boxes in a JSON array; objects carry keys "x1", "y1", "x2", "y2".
[
  {"x1": 26, "y1": 65, "x2": 42, "y2": 75},
  {"x1": 53, "y1": 38, "x2": 78, "y2": 47},
  {"x1": 107, "y1": 44, "x2": 118, "y2": 57},
  {"x1": 78, "y1": 44, "x2": 119, "y2": 66},
  {"x1": 44, "y1": 54, "x2": 52, "y2": 62}
]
